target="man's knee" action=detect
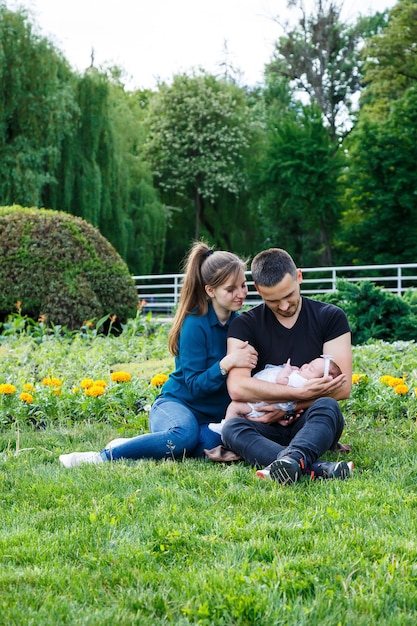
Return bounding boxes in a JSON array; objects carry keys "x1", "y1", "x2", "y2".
[
  {"x1": 306, "y1": 398, "x2": 344, "y2": 426},
  {"x1": 222, "y1": 417, "x2": 248, "y2": 446}
]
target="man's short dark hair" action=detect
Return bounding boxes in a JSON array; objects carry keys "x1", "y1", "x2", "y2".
[{"x1": 251, "y1": 248, "x2": 297, "y2": 287}]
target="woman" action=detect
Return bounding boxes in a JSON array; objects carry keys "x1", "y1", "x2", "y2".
[{"x1": 60, "y1": 242, "x2": 258, "y2": 467}]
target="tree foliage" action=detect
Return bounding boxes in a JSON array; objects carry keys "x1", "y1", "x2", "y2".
[
  {"x1": 314, "y1": 280, "x2": 417, "y2": 345},
  {"x1": 337, "y1": 0, "x2": 417, "y2": 264},
  {"x1": 0, "y1": 7, "x2": 166, "y2": 274},
  {"x1": 0, "y1": 5, "x2": 76, "y2": 206},
  {"x1": 361, "y1": 0, "x2": 417, "y2": 116},
  {"x1": 144, "y1": 71, "x2": 253, "y2": 265},
  {"x1": 251, "y1": 91, "x2": 345, "y2": 265},
  {"x1": 267, "y1": 0, "x2": 379, "y2": 139}
]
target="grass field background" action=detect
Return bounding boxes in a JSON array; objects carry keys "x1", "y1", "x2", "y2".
[{"x1": 1, "y1": 321, "x2": 417, "y2": 625}]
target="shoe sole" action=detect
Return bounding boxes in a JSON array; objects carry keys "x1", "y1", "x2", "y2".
[
  {"x1": 269, "y1": 458, "x2": 301, "y2": 485},
  {"x1": 256, "y1": 469, "x2": 271, "y2": 479}
]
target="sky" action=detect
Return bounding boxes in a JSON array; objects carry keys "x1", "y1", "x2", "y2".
[{"x1": 8, "y1": 0, "x2": 397, "y2": 90}]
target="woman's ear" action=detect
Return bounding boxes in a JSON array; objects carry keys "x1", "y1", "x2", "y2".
[{"x1": 205, "y1": 285, "x2": 215, "y2": 298}]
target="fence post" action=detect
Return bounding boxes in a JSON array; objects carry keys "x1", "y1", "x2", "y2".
[
  {"x1": 332, "y1": 268, "x2": 337, "y2": 291},
  {"x1": 397, "y1": 267, "x2": 402, "y2": 297}
]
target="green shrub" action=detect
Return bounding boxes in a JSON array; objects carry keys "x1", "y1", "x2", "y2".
[
  {"x1": 0, "y1": 205, "x2": 138, "y2": 329},
  {"x1": 313, "y1": 279, "x2": 417, "y2": 345}
]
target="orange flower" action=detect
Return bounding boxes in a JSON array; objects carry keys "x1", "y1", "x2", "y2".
[
  {"x1": 110, "y1": 371, "x2": 131, "y2": 383},
  {"x1": 85, "y1": 385, "x2": 105, "y2": 397},
  {"x1": 0, "y1": 383, "x2": 17, "y2": 395},
  {"x1": 151, "y1": 373, "x2": 169, "y2": 387},
  {"x1": 81, "y1": 378, "x2": 95, "y2": 389},
  {"x1": 20, "y1": 392, "x2": 34, "y2": 404},
  {"x1": 42, "y1": 377, "x2": 62, "y2": 387},
  {"x1": 394, "y1": 384, "x2": 409, "y2": 395}
]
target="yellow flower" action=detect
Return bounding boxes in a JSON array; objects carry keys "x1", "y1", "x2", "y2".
[
  {"x1": 94, "y1": 380, "x2": 108, "y2": 388},
  {"x1": 72, "y1": 387, "x2": 80, "y2": 393},
  {"x1": 394, "y1": 383, "x2": 409, "y2": 395},
  {"x1": 81, "y1": 378, "x2": 95, "y2": 389},
  {"x1": 388, "y1": 377, "x2": 405, "y2": 388},
  {"x1": 42, "y1": 377, "x2": 63, "y2": 387},
  {"x1": 110, "y1": 371, "x2": 131, "y2": 383},
  {"x1": 20, "y1": 392, "x2": 34, "y2": 404},
  {"x1": 352, "y1": 373, "x2": 368, "y2": 384},
  {"x1": 85, "y1": 385, "x2": 105, "y2": 397},
  {"x1": 380, "y1": 375, "x2": 394, "y2": 386},
  {"x1": 53, "y1": 389, "x2": 62, "y2": 397},
  {"x1": 22, "y1": 383, "x2": 35, "y2": 391},
  {"x1": 150, "y1": 373, "x2": 169, "y2": 387},
  {"x1": 0, "y1": 383, "x2": 17, "y2": 395}
]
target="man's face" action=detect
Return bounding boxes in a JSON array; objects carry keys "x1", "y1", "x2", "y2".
[{"x1": 255, "y1": 270, "x2": 302, "y2": 320}]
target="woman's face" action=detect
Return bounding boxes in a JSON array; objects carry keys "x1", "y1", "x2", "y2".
[{"x1": 206, "y1": 269, "x2": 248, "y2": 313}]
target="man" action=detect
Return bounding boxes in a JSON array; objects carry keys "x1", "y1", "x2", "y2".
[{"x1": 222, "y1": 248, "x2": 353, "y2": 485}]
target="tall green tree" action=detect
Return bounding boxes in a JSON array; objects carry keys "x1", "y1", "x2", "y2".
[
  {"x1": 337, "y1": 0, "x2": 417, "y2": 264},
  {"x1": 144, "y1": 71, "x2": 254, "y2": 268},
  {"x1": 251, "y1": 84, "x2": 345, "y2": 265},
  {"x1": 0, "y1": 5, "x2": 76, "y2": 206},
  {"x1": 360, "y1": 0, "x2": 417, "y2": 116},
  {"x1": 267, "y1": 0, "x2": 376, "y2": 140}
]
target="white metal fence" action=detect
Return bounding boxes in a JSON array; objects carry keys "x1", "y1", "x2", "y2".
[{"x1": 132, "y1": 263, "x2": 417, "y2": 315}]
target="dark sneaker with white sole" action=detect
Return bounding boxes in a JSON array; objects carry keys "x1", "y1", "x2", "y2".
[
  {"x1": 268, "y1": 455, "x2": 305, "y2": 485},
  {"x1": 308, "y1": 460, "x2": 354, "y2": 480}
]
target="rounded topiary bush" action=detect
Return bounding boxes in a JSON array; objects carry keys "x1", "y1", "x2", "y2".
[{"x1": 0, "y1": 206, "x2": 138, "y2": 329}]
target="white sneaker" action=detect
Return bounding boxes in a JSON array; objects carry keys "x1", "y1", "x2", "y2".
[
  {"x1": 105, "y1": 437, "x2": 130, "y2": 449},
  {"x1": 208, "y1": 421, "x2": 224, "y2": 435},
  {"x1": 59, "y1": 451, "x2": 103, "y2": 468}
]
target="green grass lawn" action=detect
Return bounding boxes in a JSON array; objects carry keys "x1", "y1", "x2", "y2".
[{"x1": 1, "y1": 327, "x2": 417, "y2": 624}]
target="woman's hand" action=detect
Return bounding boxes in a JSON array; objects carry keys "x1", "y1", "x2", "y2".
[{"x1": 220, "y1": 341, "x2": 258, "y2": 374}]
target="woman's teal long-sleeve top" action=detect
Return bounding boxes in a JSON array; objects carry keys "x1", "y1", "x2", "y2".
[{"x1": 161, "y1": 302, "x2": 237, "y2": 424}]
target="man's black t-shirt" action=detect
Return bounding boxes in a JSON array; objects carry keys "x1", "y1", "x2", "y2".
[{"x1": 228, "y1": 298, "x2": 350, "y2": 373}]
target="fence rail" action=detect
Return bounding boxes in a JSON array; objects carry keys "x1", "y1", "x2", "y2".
[{"x1": 132, "y1": 263, "x2": 417, "y2": 315}]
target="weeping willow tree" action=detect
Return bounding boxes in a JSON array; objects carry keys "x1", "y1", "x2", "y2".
[
  {"x1": 0, "y1": 5, "x2": 76, "y2": 206},
  {"x1": 0, "y1": 6, "x2": 166, "y2": 273}
]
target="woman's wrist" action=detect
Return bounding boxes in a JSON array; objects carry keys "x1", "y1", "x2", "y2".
[{"x1": 219, "y1": 358, "x2": 230, "y2": 376}]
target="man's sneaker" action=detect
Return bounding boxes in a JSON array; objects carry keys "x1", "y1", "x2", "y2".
[
  {"x1": 268, "y1": 456, "x2": 305, "y2": 485},
  {"x1": 308, "y1": 460, "x2": 354, "y2": 480},
  {"x1": 105, "y1": 437, "x2": 130, "y2": 449},
  {"x1": 59, "y1": 451, "x2": 103, "y2": 468}
]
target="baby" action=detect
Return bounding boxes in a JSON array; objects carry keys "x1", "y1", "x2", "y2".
[{"x1": 208, "y1": 356, "x2": 341, "y2": 435}]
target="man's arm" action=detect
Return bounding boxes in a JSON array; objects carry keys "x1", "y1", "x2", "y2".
[
  {"x1": 322, "y1": 331, "x2": 352, "y2": 400},
  {"x1": 226, "y1": 337, "x2": 301, "y2": 403},
  {"x1": 226, "y1": 333, "x2": 352, "y2": 405}
]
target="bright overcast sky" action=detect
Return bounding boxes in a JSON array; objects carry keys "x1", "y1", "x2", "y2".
[{"x1": 8, "y1": 0, "x2": 397, "y2": 90}]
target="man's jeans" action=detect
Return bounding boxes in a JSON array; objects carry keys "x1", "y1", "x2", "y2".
[
  {"x1": 221, "y1": 397, "x2": 345, "y2": 469},
  {"x1": 101, "y1": 396, "x2": 221, "y2": 462}
]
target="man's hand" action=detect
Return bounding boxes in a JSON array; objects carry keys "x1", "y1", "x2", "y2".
[{"x1": 297, "y1": 373, "x2": 347, "y2": 400}]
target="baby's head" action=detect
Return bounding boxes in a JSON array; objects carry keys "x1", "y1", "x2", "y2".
[{"x1": 299, "y1": 357, "x2": 341, "y2": 380}]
